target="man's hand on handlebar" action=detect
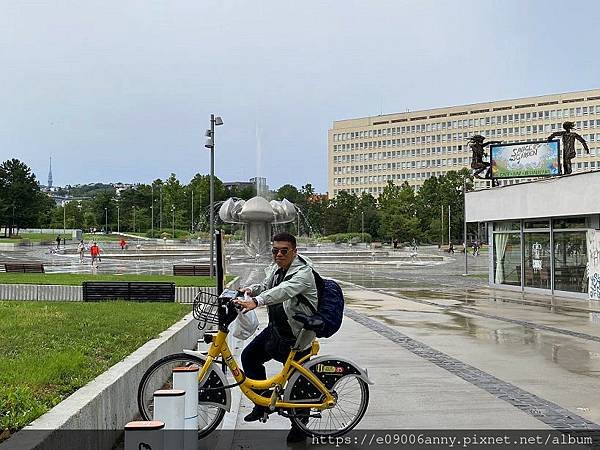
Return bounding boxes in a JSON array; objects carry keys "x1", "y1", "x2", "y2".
[{"x1": 234, "y1": 290, "x2": 258, "y2": 314}]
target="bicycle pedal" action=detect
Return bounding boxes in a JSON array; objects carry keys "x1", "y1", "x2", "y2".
[{"x1": 259, "y1": 413, "x2": 269, "y2": 423}]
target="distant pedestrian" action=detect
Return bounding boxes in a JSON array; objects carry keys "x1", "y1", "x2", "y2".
[
  {"x1": 90, "y1": 241, "x2": 101, "y2": 266},
  {"x1": 56, "y1": 235, "x2": 61, "y2": 250},
  {"x1": 119, "y1": 239, "x2": 127, "y2": 251},
  {"x1": 473, "y1": 240, "x2": 480, "y2": 257},
  {"x1": 448, "y1": 241, "x2": 454, "y2": 254},
  {"x1": 393, "y1": 239, "x2": 399, "y2": 249},
  {"x1": 77, "y1": 240, "x2": 85, "y2": 263}
]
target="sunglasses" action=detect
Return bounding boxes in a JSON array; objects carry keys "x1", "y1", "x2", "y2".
[{"x1": 271, "y1": 247, "x2": 292, "y2": 256}]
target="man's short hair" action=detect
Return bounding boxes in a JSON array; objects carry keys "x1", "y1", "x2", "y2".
[{"x1": 272, "y1": 232, "x2": 296, "y2": 248}]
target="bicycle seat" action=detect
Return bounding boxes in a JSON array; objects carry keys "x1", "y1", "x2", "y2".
[{"x1": 293, "y1": 313, "x2": 324, "y2": 332}]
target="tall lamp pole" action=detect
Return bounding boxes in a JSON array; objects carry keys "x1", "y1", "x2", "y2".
[
  {"x1": 151, "y1": 184, "x2": 154, "y2": 238},
  {"x1": 104, "y1": 207, "x2": 108, "y2": 234},
  {"x1": 63, "y1": 203, "x2": 66, "y2": 235},
  {"x1": 191, "y1": 189, "x2": 194, "y2": 233},
  {"x1": 448, "y1": 204, "x2": 451, "y2": 245},
  {"x1": 171, "y1": 205, "x2": 175, "y2": 238},
  {"x1": 117, "y1": 205, "x2": 120, "y2": 234},
  {"x1": 132, "y1": 206, "x2": 136, "y2": 233},
  {"x1": 361, "y1": 211, "x2": 365, "y2": 243},
  {"x1": 463, "y1": 178, "x2": 468, "y2": 275},
  {"x1": 205, "y1": 114, "x2": 224, "y2": 277}
]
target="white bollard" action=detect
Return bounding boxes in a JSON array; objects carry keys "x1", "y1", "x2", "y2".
[
  {"x1": 153, "y1": 389, "x2": 185, "y2": 450},
  {"x1": 124, "y1": 420, "x2": 164, "y2": 450},
  {"x1": 173, "y1": 365, "x2": 199, "y2": 450}
]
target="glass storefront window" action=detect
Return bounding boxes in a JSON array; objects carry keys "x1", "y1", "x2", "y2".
[
  {"x1": 524, "y1": 232, "x2": 551, "y2": 289},
  {"x1": 493, "y1": 232, "x2": 521, "y2": 286},
  {"x1": 554, "y1": 231, "x2": 588, "y2": 293},
  {"x1": 553, "y1": 217, "x2": 587, "y2": 229},
  {"x1": 524, "y1": 220, "x2": 549, "y2": 229},
  {"x1": 494, "y1": 221, "x2": 520, "y2": 231}
]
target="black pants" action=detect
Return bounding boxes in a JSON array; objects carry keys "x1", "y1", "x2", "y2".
[{"x1": 241, "y1": 324, "x2": 308, "y2": 380}]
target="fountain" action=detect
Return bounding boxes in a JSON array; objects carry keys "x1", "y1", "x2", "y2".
[{"x1": 218, "y1": 197, "x2": 296, "y2": 257}]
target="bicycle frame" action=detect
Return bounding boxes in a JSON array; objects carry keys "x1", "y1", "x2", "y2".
[{"x1": 198, "y1": 330, "x2": 336, "y2": 411}]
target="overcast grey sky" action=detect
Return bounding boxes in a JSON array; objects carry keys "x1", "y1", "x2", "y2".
[{"x1": 2, "y1": 0, "x2": 599, "y2": 193}]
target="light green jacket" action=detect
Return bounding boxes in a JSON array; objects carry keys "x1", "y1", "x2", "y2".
[{"x1": 249, "y1": 254, "x2": 319, "y2": 337}]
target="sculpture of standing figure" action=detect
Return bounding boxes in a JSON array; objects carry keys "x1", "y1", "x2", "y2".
[
  {"x1": 547, "y1": 121, "x2": 589, "y2": 175},
  {"x1": 468, "y1": 135, "x2": 502, "y2": 179}
]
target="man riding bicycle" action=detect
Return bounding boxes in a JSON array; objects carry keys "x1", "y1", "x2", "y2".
[{"x1": 234, "y1": 232, "x2": 318, "y2": 442}]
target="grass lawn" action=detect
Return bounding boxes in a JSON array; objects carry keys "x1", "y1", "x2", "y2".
[
  {"x1": 0, "y1": 273, "x2": 232, "y2": 287},
  {"x1": 466, "y1": 273, "x2": 489, "y2": 279},
  {"x1": 0, "y1": 301, "x2": 191, "y2": 434}
]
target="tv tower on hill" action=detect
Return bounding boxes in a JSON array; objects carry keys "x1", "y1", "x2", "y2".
[{"x1": 48, "y1": 157, "x2": 53, "y2": 189}]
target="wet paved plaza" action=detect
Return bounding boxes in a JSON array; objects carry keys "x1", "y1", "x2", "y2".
[{"x1": 3, "y1": 242, "x2": 600, "y2": 435}]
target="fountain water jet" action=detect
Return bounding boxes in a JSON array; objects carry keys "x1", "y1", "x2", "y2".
[{"x1": 219, "y1": 197, "x2": 296, "y2": 257}]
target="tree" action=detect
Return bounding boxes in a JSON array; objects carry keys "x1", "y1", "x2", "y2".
[
  {"x1": 275, "y1": 184, "x2": 301, "y2": 203},
  {"x1": 323, "y1": 190, "x2": 357, "y2": 235},
  {"x1": 348, "y1": 192, "x2": 379, "y2": 238},
  {"x1": 0, "y1": 159, "x2": 49, "y2": 237},
  {"x1": 378, "y1": 181, "x2": 420, "y2": 242},
  {"x1": 188, "y1": 174, "x2": 227, "y2": 232}
]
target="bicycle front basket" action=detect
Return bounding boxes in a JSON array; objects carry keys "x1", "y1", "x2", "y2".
[{"x1": 193, "y1": 291, "x2": 219, "y2": 330}]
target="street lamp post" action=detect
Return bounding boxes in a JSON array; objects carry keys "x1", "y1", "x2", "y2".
[
  {"x1": 117, "y1": 205, "x2": 120, "y2": 234},
  {"x1": 171, "y1": 205, "x2": 175, "y2": 239},
  {"x1": 104, "y1": 207, "x2": 108, "y2": 235},
  {"x1": 205, "y1": 114, "x2": 224, "y2": 277},
  {"x1": 448, "y1": 204, "x2": 451, "y2": 245},
  {"x1": 191, "y1": 189, "x2": 194, "y2": 233},
  {"x1": 463, "y1": 178, "x2": 468, "y2": 275},
  {"x1": 159, "y1": 185, "x2": 163, "y2": 231},
  {"x1": 132, "y1": 206, "x2": 136, "y2": 233},
  {"x1": 151, "y1": 184, "x2": 154, "y2": 238},
  {"x1": 63, "y1": 203, "x2": 66, "y2": 235},
  {"x1": 361, "y1": 211, "x2": 365, "y2": 243}
]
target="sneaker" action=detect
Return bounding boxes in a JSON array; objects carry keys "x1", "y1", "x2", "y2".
[
  {"x1": 243, "y1": 406, "x2": 268, "y2": 422},
  {"x1": 286, "y1": 425, "x2": 307, "y2": 443}
]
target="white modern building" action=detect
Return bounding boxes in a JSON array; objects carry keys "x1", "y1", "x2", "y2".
[{"x1": 465, "y1": 171, "x2": 599, "y2": 298}]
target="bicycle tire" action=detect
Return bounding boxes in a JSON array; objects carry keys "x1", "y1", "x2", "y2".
[
  {"x1": 137, "y1": 353, "x2": 225, "y2": 438},
  {"x1": 289, "y1": 374, "x2": 369, "y2": 437}
]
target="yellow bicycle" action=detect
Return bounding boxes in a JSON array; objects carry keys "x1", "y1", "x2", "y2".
[{"x1": 137, "y1": 289, "x2": 372, "y2": 438}]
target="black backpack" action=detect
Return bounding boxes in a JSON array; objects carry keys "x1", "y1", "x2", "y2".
[{"x1": 297, "y1": 265, "x2": 345, "y2": 338}]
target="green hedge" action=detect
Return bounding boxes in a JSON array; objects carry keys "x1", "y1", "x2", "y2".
[{"x1": 321, "y1": 232, "x2": 372, "y2": 244}]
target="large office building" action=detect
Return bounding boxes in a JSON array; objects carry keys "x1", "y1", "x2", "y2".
[{"x1": 328, "y1": 88, "x2": 600, "y2": 197}]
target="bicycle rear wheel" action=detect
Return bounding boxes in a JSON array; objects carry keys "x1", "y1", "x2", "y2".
[
  {"x1": 289, "y1": 374, "x2": 369, "y2": 437},
  {"x1": 137, "y1": 353, "x2": 225, "y2": 438}
]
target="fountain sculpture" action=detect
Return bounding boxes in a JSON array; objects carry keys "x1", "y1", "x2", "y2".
[{"x1": 219, "y1": 197, "x2": 296, "y2": 257}]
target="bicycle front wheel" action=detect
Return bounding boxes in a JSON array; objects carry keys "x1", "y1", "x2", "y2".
[
  {"x1": 290, "y1": 374, "x2": 369, "y2": 437},
  {"x1": 137, "y1": 353, "x2": 225, "y2": 438}
]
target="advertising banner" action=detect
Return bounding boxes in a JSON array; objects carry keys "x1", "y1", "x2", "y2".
[
  {"x1": 490, "y1": 140, "x2": 560, "y2": 179},
  {"x1": 588, "y1": 230, "x2": 600, "y2": 300}
]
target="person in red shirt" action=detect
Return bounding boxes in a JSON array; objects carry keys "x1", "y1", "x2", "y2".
[
  {"x1": 119, "y1": 239, "x2": 127, "y2": 251},
  {"x1": 90, "y1": 242, "x2": 101, "y2": 266}
]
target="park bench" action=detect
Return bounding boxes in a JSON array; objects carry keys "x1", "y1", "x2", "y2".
[
  {"x1": 439, "y1": 245, "x2": 465, "y2": 253},
  {"x1": 82, "y1": 281, "x2": 175, "y2": 302},
  {"x1": 4, "y1": 263, "x2": 45, "y2": 273},
  {"x1": 172, "y1": 265, "x2": 214, "y2": 276}
]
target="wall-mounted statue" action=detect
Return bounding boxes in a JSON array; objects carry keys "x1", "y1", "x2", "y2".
[
  {"x1": 468, "y1": 135, "x2": 501, "y2": 179},
  {"x1": 547, "y1": 121, "x2": 589, "y2": 175}
]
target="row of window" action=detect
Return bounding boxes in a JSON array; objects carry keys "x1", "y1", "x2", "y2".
[
  {"x1": 332, "y1": 105, "x2": 600, "y2": 142},
  {"x1": 333, "y1": 124, "x2": 600, "y2": 153},
  {"x1": 334, "y1": 157, "x2": 471, "y2": 175},
  {"x1": 333, "y1": 136, "x2": 600, "y2": 166}
]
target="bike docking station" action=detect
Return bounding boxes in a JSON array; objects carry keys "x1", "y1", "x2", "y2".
[{"x1": 125, "y1": 365, "x2": 199, "y2": 450}]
